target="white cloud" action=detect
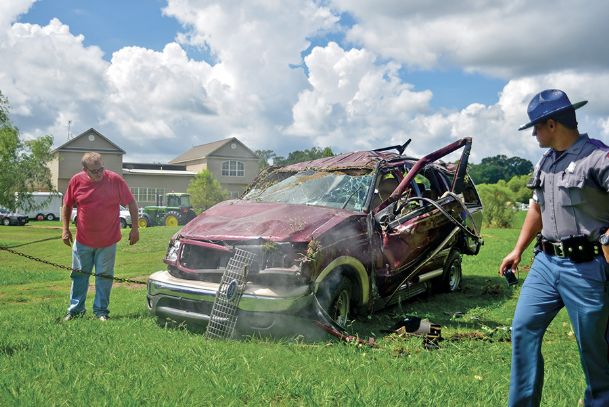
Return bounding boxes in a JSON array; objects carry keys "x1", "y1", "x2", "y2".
[
  {"x1": 1, "y1": 0, "x2": 608, "y2": 166},
  {"x1": 332, "y1": 0, "x2": 609, "y2": 78},
  {"x1": 0, "y1": 18, "x2": 108, "y2": 140}
]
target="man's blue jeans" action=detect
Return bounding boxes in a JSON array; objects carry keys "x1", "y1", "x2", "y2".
[
  {"x1": 509, "y1": 252, "x2": 609, "y2": 407},
  {"x1": 67, "y1": 241, "x2": 117, "y2": 317}
]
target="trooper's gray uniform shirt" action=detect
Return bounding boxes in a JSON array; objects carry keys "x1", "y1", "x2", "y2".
[{"x1": 530, "y1": 134, "x2": 609, "y2": 241}]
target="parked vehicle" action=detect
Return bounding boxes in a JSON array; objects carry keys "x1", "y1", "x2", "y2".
[
  {"x1": 138, "y1": 193, "x2": 197, "y2": 228},
  {"x1": 0, "y1": 207, "x2": 29, "y2": 226},
  {"x1": 147, "y1": 138, "x2": 483, "y2": 334},
  {"x1": 71, "y1": 206, "x2": 132, "y2": 228},
  {"x1": 16, "y1": 192, "x2": 63, "y2": 221}
]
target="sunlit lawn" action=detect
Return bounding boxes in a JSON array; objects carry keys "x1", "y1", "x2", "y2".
[{"x1": 0, "y1": 214, "x2": 585, "y2": 406}]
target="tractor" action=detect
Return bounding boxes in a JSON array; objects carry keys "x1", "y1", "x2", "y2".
[{"x1": 137, "y1": 193, "x2": 197, "y2": 227}]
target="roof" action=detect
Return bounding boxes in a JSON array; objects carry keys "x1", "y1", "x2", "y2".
[
  {"x1": 122, "y1": 168, "x2": 196, "y2": 176},
  {"x1": 279, "y1": 150, "x2": 401, "y2": 172},
  {"x1": 52, "y1": 128, "x2": 126, "y2": 154},
  {"x1": 169, "y1": 137, "x2": 257, "y2": 164}
]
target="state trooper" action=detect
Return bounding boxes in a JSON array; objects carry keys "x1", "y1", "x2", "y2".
[{"x1": 499, "y1": 89, "x2": 609, "y2": 407}]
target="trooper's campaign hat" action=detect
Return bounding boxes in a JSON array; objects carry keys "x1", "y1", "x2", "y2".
[{"x1": 519, "y1": 89, "x2": 587, "y2": 131}]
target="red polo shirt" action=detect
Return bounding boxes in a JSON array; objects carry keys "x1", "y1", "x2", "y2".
[{"x1": 64, "y1": 170, "x2": 134, "y2": 248}]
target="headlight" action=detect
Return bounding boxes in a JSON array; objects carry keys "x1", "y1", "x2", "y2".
[{"x1": 164, "y1": 240, "x2": 181, "y2": 264}]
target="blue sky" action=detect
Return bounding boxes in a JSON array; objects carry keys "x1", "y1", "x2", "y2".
[{"x1": 2, "y1": 1, "x2": 609, "y2": 163}]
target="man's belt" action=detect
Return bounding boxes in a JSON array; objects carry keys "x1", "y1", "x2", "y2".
[{"x1": 538, "y1": 235, "x2": 602, "y2": 263}]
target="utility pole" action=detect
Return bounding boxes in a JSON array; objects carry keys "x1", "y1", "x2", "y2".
[{"x1": 67, "y1": 120, "x2": 72, "y2": 140}]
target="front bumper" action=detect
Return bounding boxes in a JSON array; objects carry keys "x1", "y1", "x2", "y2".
[{"x1": 147, "y1": 270, "x2": 314, "y2": 332}]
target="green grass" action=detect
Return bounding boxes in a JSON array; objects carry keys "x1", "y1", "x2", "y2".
[{"x1": 0, "y1": 218, "x2": 586, "y2": 406}]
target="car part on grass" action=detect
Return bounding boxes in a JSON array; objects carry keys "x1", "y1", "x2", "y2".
[
  {"x1": 312, "y1": 293, "x2": 377, "y2": 347},
  {"x1": 383, "y1": 315, "x2": 442, "y2": 350},
  {"x1": 206, "y1": 248, "x2": 256, "y2": 339}
]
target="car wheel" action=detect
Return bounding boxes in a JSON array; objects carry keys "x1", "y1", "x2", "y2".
[
  {"x1": 2, "y1": 217, "x2": 11, "y2": 226},
  {"x1": 434, "y1": 251, "x2": 462, "y2": 293},
  {"x1": 163, "y1": 211, "x2": 180, "y2": 227},
  {"x1": 46, "y1": 213, "x2": 56, "y2": 221},
  {"x1": 180, "y1": 210, "x2": 197, "y2": 225},
  {"x1": 317, "y1": 274, "x2": 352, "y2": 327},
  {"x1": 120, "y1": 218, "x2": 127, "y2": 228},
  {"x1": 36, "y1": 213, "x2": 44, "y2": 221},
  {"x1": 138, "y1": 214, "x2": 152, "y2": 228}
]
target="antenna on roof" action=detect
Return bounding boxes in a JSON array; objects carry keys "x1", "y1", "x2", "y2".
[
  {"x1": 67, "y1": 120, "x2": 72, "y2": 140},
  {"x1": 373, "y1": 139, "x2": 411, "y2": 155}
]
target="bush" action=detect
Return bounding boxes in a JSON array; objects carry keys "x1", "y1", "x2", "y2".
[{"x1": 477, "y1": 183, "x2": 516, "y2": 228}]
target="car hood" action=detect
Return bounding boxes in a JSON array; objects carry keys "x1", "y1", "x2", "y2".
[{"x1": 179, "y1": 200, "x2": 357, "y2": 242}]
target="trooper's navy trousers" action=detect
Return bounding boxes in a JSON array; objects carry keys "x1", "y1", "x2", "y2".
[{"x1": 509, "y1": 252, "x2": 609, "y2": 407}]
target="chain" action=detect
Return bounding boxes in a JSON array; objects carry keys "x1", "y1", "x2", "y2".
[{"x1": 0, "y1": 240, "x2": 148, "y2": 285}]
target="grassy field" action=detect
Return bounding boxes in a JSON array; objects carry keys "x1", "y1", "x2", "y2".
[{"x1": 0, "y1": 215, "x2": 586, "y2": 406}]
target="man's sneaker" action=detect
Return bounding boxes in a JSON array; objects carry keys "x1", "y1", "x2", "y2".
[
  {"x1": 98, "y1": 315, "x2": 109, "y2": 321},
  {"x1": 63, "y1": 312, "x2": 84, "y2": 321}
]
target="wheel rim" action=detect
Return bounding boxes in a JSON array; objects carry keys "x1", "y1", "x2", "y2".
[
  {"x1": 165, "y1": 215, "x2": 179, "y2": 227},
  {"x1": 46, "y1": 214, "x2": 55, "y2": 221},
  {"x1": 333, "y1": 289, "x2": 351, "y2": 326},
  {"x1": 138, "y1": 218, "x2": 148, "y2": 228},
  {"x1": 3, "y1": 218, "x2": 10, "y2": 226},
  {"x1": 448, "y1": 261, "x2": 462, "y2": 291}
]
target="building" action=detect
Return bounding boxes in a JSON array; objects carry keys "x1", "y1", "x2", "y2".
[
  {"x1": 169, "y1": 138, "x2": 260, "y2": 198},
  {"x1": 50, "y1": 128, "x2": 261, "y2": 206}
]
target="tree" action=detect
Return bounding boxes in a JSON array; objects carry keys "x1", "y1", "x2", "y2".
[
  {"x1": 255, "y1": 149, "x2": 276, "y2": 169},
  {"x1": 506, "y1": 174, "x2": 532, "y2": 204},
  {"x1": 273, "y1": 147, "x2": 334, "y2": 166},
  {"x1": 187, "y1": 169, "x2": 228, "y2": 210},
  {"x1": 0, "y1": 91, "x2": 55, "y2": 211},
  {"x1": 477, "y1": 182, "x2": 516, "y2": 228},
  {"x1": 468, "y1": 155, "x2": 533, "y2": 184}
]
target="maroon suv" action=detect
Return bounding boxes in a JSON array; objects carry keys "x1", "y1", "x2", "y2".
[{"x1": 147, "y1": 138, "x2": 483, "y2": 333}]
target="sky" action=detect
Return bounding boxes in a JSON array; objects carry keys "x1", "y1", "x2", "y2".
[{"x1": 2, "y1": 0, "x2": 609, "y2": 164}]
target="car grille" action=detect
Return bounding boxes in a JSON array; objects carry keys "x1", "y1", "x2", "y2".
[{"x1": 171, "y1": 241, "x2": 307, "y2": 286}]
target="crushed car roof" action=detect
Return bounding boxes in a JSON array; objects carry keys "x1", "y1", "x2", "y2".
[{"x1": 278, "y1": 150, "x2": 403, "y2": 172}]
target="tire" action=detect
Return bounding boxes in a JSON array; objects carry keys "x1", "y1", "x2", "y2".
[
  {"x1": 163, "y1": 211, "x2": 180, "y2": 227},
  {"x1": 433, "y1": 251, "x2": 462, "y2": 293},
  {"x1": 138, "y1": 214, "x2": 152, "y2": 228},
  {"x1": 180, "y1": 209, "x2": 197, "y2": 225},
  {"x1": 120, "y1": 218, "x2": 127, "y2": 228},
  {"x1": 2, "y1": 217, "x2": 11, "y2": 226},
  {"x1": 36, "y1": 213, "x2": 44, "y2": 221},
  {"x1": 317, "y1": 274, "x2": 353, "y2": 327},
  {"x1": 46, "y1": 213, "x2": 56, "y2": 221}
]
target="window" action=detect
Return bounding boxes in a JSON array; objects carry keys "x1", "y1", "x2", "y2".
[
  {"x1": 130, "y1": 187, "x2": 166, "y2": 207},
  {"x1": 222, "y1": 160, "x2": 244, "y2": 177}
]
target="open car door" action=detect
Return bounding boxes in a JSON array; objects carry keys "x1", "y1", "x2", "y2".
[{"x1": 372, "y1": 137, "x2": 481, "y2": 298}]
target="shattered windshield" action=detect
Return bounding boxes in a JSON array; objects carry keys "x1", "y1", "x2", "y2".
[{"x1": 243, "y1": 169, "x2": 374, "y2": 211}]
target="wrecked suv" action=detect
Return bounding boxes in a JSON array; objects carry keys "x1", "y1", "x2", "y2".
[{"x1": 147, "y1": 138, "x2": 483, "y2": 333}]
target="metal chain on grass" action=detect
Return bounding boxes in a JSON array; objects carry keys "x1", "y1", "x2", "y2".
[{"x1": 0, "y1": 238, "x2": 147, "y2": 285}]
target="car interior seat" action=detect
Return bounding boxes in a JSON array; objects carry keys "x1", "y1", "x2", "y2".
[{"x1": 371, "y1": 176, "x2": 400, "y2": 209}]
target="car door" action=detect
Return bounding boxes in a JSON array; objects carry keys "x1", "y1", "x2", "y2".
[{"x1": 372, "y1": 138, "x2": 475, "y2": 297}]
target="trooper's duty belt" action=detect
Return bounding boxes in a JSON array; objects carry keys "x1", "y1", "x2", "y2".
[{"x1": 537, "y1": 235, "x2": 602, "y2": 263}]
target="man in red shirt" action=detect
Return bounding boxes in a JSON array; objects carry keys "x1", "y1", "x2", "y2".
[{"x1": 61, "y1": 152, "x2": 139, "y2": 321}]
